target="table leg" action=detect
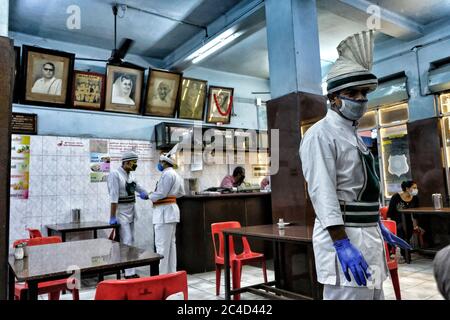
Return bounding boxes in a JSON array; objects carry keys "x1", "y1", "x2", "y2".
[
  {"x1": 61, "y1": 231, "x2": 66, "y2": 242},
  {"x1": 8, "y1": 264, "x2": 15, "y2": 300},
  {"x1": 27, "y1": 281, "x2": 38, "y2": 300},
  {"x1": 98, "y1": 273, "x2": 104, "y2": 283},
  {"x1": 273, "y1": 241, "x2": 281, "y2": 288},
  {"x1": 224, "y1": 232, "x2": 231, "y2": 301},
  {"x1": 93, "y1": 229, "x2": 98, "y2": 239},
  {"x1": 150, "y1": 262, "x2": 159, "y2": 276},
  {"x1": 401, "y1": 213, "x2": 411, "y2": 264}
]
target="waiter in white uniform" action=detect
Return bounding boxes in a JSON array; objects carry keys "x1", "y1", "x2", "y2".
[
  {"x1": 148, "y1": 146, "x2": 184, "y2": 274},
  {"x1": 108, "y1": 151, "x2": 148, "y2": 279},
  {"x1": 300, "y1": 30, "x2": 411, "y2": 300}
]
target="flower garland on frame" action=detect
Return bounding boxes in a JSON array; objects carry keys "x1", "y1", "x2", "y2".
[{"x1": 213, "y1": 93, "x2": 233, "y2": 117}]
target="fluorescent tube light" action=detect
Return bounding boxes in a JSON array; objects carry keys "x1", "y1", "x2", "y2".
[{"x1": 187, "y1": 29, "x2": 242, "y2": 64}]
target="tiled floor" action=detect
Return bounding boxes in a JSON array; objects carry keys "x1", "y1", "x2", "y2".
[{"x1": 50, "y1": 253, "x2": 444, "y2": 300}]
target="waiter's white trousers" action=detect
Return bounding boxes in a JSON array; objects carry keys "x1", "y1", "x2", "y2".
[
  {"x1": 118, "y1": 216, "x2": 136, "y2": 277},
  {"x1": 323, "y1": 284, "x2": 385, "y2": 300},
  {"x1": 154, "y1": 223, "x2": 177, "y2": 275}
]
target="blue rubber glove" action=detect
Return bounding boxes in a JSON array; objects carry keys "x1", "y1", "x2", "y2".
[
  {"x1": 109, "y1": 216, "x2": 119, "y2": 225},
  {"x1": 379, "y1": 221, "x2": 412, "y2": 250},
  {"x1": 333, "y1": 238, "x2": 371, "y2": 286},
  {"x1": 139, "y1": 192, "x2": 149, "y2": 200}
]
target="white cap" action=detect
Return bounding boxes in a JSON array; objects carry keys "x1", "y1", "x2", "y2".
[
  {"x1": 121, "y1": 151, "x2": 138, "y2": 162},
  {"x1": 326, "y1": 30, "x2": 378, "y2": 94},
  {"x1": 159, "y1": 143, "x2": 179, "y2": 166}
]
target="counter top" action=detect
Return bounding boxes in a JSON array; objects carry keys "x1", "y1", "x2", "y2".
[{"x1": 180, "y1": 191, "x2": 271, "y2": 199}]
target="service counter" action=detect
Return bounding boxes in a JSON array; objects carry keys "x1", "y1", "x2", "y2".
[{"x1": 176, "y1": 192, "x2": 272, "y2": 274}]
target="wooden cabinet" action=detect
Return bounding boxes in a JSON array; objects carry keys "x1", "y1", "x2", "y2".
[{"x1": 176, "y1": 193, "x2": 272, "y2": 273}]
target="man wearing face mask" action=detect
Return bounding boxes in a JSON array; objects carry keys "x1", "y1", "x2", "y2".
[
  {"x1": 300, "y1": 31, "x2": 411, "y2": 300},
  {"x1": 145, "y1": 146, "x2": 184, "y2": 274},
  {"x1": 107, "y1": 151, "x2": 149, "y2": 279},
  {"x1": 220, "y1": 166, "x2": 246, "y2": 189}
]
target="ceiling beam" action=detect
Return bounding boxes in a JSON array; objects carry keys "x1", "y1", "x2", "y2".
[
  {"x1": 318, "y1": 0, "x2": 423, "y2": 40},
  {"x1": 164, "y1": 0, "x2": 265, "y2": 70}
]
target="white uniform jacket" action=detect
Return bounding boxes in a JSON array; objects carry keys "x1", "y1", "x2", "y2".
[
  {"x1": 107, "y1": 167, "x2": 146, "y2": 223},
  {"x1": 299, "y1": 110, "x2": 388, "y2": 288},
  {"x1": 150, "y1": 167, "x2": 185, "y2": 224}
]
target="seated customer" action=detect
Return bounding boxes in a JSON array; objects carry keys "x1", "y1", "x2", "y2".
[
  {"x1": 387, "y1": 180, "x2": 422, "y2": 262},
  {"x1": 220, "y1": 166, "x2": 245, "y2": 188}
]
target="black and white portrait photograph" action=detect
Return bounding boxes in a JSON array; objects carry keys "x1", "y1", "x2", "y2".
[
  {"x1": 178, "y1": 77, "x2": 207, "y2": 121},
  {"x1": 21, "y1": 45, "x2": 75, "y2": 107},
  {"x1": 144, "y1": 69, "x2": 182, "y2": 117},
  {"x1": 206, "y1": 86, "x2": 234, "y2": 124},
  {"x1": 104, "y1": 64, "x2": 144, "y2": 114}
]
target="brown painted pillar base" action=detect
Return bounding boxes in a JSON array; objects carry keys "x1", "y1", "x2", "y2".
[
  {"x1": 0, "y1": 37, "x2": 14, "y2": 300},
  {"x1": 408, "y1": 117, "x2": 449, "y2": 250},
  {"x1": 267, "y1": 91, "x2": 326, "y2": 298}
]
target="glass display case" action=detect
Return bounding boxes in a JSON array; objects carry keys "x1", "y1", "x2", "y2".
[
  {"x1": 357, "y1": 102, "x2": 411, "y2": 200},
  {"x1": 155, "y1": 122, "x2": 195, "y2": 150}
]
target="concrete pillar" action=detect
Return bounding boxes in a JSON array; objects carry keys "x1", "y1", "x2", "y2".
[
  {"x1": 265, "y1": 0, "x2": 322, "y2": 98},
  {"x1": 0, "y1": 0, "x2": 9, "y2": 37},
  {"x1": 0, "y1": 36, "x2": 14, "y2": 300}
]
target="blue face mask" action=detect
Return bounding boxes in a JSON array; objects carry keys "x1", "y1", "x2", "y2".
[
  {"x1": 338, "y1": 96, "x2": 368, "y2": 121},
  {"x1": 157, "y1": 163, "x2": 164, "y2": 172}
]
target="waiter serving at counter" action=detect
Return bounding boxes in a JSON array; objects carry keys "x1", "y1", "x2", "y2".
[{"x1": 220, "y1": 166, "x2": 246, "y2": 188}]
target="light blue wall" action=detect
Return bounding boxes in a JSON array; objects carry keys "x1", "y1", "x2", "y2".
[
  {"x1": 373, "y1": 20, "x2": 450, "y2": 121},
  {"x1": 10, "y1": 32, "x2": 270, "y2": 140}
]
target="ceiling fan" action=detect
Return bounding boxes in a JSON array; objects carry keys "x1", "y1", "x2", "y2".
[
  {"x1": 108, "y1": 4, "x2": 134, "y2": 64},
  {"x1": 76, "y1": 4, "x2": 135, "y2": 65}
]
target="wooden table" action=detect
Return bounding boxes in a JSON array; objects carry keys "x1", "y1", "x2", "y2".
[
  {"x1": 8, "y1": 238, "x2": 162, "y2": 300},
  {"x1": 399, "y1": 207, "x2": 450, "y2": 263},
  {"x1": 222, "y1": 224, "x2": 320, "y2": 300},
  {"x1": 46, "y1": 221, "x2": 119, "y2": 242}
]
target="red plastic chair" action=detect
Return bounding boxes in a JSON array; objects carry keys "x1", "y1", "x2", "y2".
[
  {"x1": 381, "y1": 220, "x2": 402, "y2": 300},
  {"x1": 211, "y1": 221, "x2": 267, "y2": 300},
  {"x1": 379, "y1": 206, "x2": 388, "y2": 220},
  {"x1": 94, "y1": 271, "x2": 188, "y2": 300},
  {"x1": 26, "y1": 228, "x2": 43, "y2": 239},
  {"x1": 13, "y1": 236, "x2": 80, "y2": 300}
]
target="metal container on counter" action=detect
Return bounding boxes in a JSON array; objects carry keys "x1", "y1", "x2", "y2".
[
  {"x1": 72, "y1": 209, "x2": 81, "y2": 223},
  {"x1": 432, "y1": 193, "x2": 443, "y2": 210}
]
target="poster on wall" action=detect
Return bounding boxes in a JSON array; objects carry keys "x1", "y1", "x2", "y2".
[
  {"x1": 89, "y1": 139, "x2": 110, "y2": 183},
  {"x1": 10, "y1": 135, "x2": 30, "y2": 199}
]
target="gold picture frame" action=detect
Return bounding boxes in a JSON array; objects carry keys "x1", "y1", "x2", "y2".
[{"x1": 178, "y1": 77, "x2": 207, "y2": 120}]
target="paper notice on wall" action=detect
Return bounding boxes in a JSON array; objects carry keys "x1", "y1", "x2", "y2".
[
  {"x1": 10, "y1": 135, "x2": 30, "y2": 199},
  {"x1": 108, "y1": 140, "x2": 154, "y2": 162},
  {"x1": 191, "y1": 151, "x2": 203, "y2": 172},
  {"x1": 90, "y1": 139, "x2": 110, "y2": 183}
]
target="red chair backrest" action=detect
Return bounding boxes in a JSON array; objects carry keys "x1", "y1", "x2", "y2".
[
  {"x1": 381, "y1": 220, "x2": 397, "y2": 263},
  {"x1": 211, "y1": 221, "x2": 253, "y2": 261},
  {"x1": 379, "y1": 206, "x2": 388, "y2": 220},
  {"x1": 27, "y1": 228, "x2": 43, "y2": 238},
  {"x1": 13, "y1": 236, "x2": 62, "y2": 248},
  {"x1": 94, "y1": 271, "x2": 188, "y2": 300}
]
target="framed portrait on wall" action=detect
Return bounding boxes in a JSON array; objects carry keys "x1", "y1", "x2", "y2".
[
  {"x1": 21, "y1": 45, "x2": 75, "y2": 107},
  {"x1": 144, "y1": 69, "x2": 182, "y2": 117},
  {"x1": 206, "y1": 86, "x2": 234, "y2": 124},
  {"x1": 72, "y1": 71, "x2": 105, "y2": 110},
  {"x1": 104, "y1": 64, "x2": 144, "y2": 114},
  {"x1": 178, "y1": 77, "x2": 207, "y2": 120}
]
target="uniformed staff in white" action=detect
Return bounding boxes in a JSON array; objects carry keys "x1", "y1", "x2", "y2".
[
  {"x1": 147, "y1": 145, "x2": 184, "y2": 274},
  {"x1": 300, "y1": 31, "x2": 411, "y2": 300},
  {"x1": 108, "y1": 151, "x2": 149, "y2": 279}
]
